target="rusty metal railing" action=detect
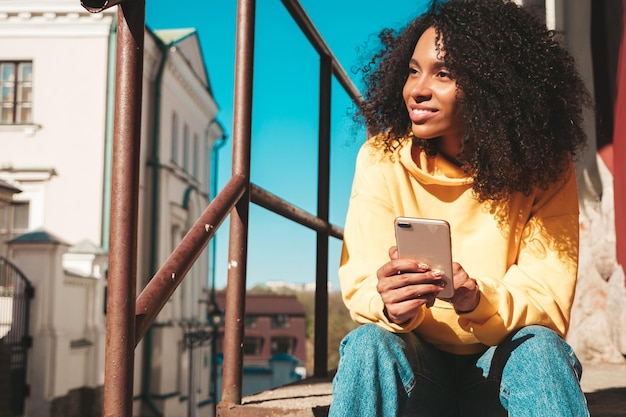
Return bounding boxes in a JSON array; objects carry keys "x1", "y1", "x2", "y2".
[
  {"x1": 81, "y1": 0, "x2": 362, "y2": 415},
  {"x1": 81, "y1": 1, "x2": 145, "y2": 416}
]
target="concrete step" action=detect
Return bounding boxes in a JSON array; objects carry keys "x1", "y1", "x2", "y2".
[
  {"x1": 581, "y1": 361, "x2": 626, "y2": 417},
  {"x1": 218, "y1": 375, "x2": 332, "y2": 417},
  {"x1": 218, "y1": 362, "x2": 626, "y2": 417}
]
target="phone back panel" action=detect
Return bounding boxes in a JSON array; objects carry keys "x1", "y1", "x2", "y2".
[{"x1": 394, "y1": 217, "x2": 454, "y2": 298}]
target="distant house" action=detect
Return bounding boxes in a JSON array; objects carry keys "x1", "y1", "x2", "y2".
[
  {"x1": 215, "y1": 293, "x2": 307, "y2": 364},
  {"x1": 214, "y1": 293, "x2": 307, "y2": 396}
]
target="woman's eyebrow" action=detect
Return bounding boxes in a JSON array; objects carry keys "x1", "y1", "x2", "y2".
[{"x1": 409, "y1": 58, "x2": 447, "y2": 68}]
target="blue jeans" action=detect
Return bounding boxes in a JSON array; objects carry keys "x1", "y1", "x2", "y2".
[{"x1": 329, "y1": 324, "x2": 589, "y2": 417}]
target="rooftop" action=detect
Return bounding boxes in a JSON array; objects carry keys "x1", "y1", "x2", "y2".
[{"x1": 215, "y1": 293, "x2": 306, "y2": 316}]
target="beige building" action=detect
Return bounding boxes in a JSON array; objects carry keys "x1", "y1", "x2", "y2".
[{"x1": 0, "y1": 0, "x2": 225, "y2": 416}]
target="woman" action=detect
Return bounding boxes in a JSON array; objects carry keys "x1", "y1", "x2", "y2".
[{"x1": 330, "y1": 0, "x2": 591, "y2": 416}]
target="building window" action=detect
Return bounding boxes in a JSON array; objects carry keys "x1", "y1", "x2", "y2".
[
  {"x1": 271, "y1": 337, "x2": 295, "y2": 355},
  {"x1": 171, "y1": 225, "x2": 181, "y2": 252},
  {"x1": 243, "y1": 336, "x2": 263, "y2": 355},
  {"x1": 270, "y1": 314, "x2": 290, "y2": 329},
  {"x1": 183, "y1": 124, "x2": 190, "y2": 172},
  {"x1": 0, "y1": 205, "x2": 5, "y2": 231},
  {"x1": 0, "y1": 205, "x2": 6, "y2": 256},
  {"x1": 244, "y1": 315, "x2": 257, "y2": 328},
  {"x1": 12, "y1": 201, "x2": 29, "y2": 230},
  {"x1": 204, "y1": 129, "x2": 211, "y2": 195},
  {"x1": 1, "y1": 61, "x2": 33, "y2": 124},
  {"x1": 171, "y1": 112, "x2": 179, "y2": 164},
  {"x1": 0, "y1": 201, "x2": 29, "y2": 255},
  {"x1": 192, "y1": 133, "x2": 199, "y2": 178}
]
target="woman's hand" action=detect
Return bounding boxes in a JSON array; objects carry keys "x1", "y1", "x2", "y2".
[
  {"x1": 377, "y1": 247, "x2": 481, "y2": 323},
  {"x1": 448, "y1": 262, "x2": 480, "y2": 314},
  {"x1": 377, "y1": 246, "x2": 446, "y2": 324}
]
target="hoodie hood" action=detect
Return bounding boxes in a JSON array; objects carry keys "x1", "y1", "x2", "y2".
[{"x1": 398, "y1": 140, "x2": 474, "y2": 186}]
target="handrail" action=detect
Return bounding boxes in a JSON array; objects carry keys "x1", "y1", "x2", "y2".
[
  {"x1": 135, "y1": 174, "x2": 247, "y2": 342},
  {"x1": 86, "y1": 1, "x2": 145, "y2": 416},
  {"x1": 250, "y1": 184, "x2": 343, "y2": 240},
  {"x1": 82, "y1": 0, "x2": 362, "y2": 414},
  {"x1": 220, "y1": 0, "x2": 363, "y2": 407},
  {"x1": 280, "y1": 0, "x2": 363, "y2": 104},
  {"x1": 217, "y1": 0, "x2": 255, "y2": 405}
]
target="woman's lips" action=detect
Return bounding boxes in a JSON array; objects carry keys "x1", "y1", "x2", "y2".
[{"x1": 408, "y1": 106, "x2": 437, "y2": 124}]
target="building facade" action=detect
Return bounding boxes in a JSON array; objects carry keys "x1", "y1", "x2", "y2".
[
  {"x1": 214, "y1": 293, "x2": 307, "y2": 399},
  {"x1": 0, "y1": 1, "x2": 225, "y2": 416},
  {"x1": 215, "y1": 293, "x2": 307, "y2": 364}
]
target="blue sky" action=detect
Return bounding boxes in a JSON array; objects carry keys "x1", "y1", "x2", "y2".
[{"x1": 146, "y1": 0, "x2": 430, "y2": 290}]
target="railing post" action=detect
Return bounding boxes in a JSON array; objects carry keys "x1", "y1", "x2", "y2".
[
  {"x1": 220, "y1": 0, "x2": 255, "y2": 408},
  {"x1": 82, "y1": 0, "x2": 146, "y2": 415},
  {"x1": 314, "y1": 53, "x2": 332, "y2": 378}
]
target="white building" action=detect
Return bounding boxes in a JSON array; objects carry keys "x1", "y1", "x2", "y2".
[{"x1": 0, "y1": 1, "x2": 225, "y2": 416}]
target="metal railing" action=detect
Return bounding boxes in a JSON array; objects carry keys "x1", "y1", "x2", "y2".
[
  {"x1": 80, "y1": 0, "x2": 362, "y2": 415},
  {"x1": 0, "y1": 256, "x2": 34, "y2": 416}
]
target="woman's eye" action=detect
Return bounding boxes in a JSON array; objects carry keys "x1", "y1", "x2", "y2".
[
  {"x1": 437, "y1": 70, "x2": 452, "y2": 79},
  {"x1": 408, "y1": 67, "x2": 419, "y2": 75}
]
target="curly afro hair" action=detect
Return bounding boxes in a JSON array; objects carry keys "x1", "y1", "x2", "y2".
[{"x1": 356, "y1": 0, "x2": 592, "y2": 202}]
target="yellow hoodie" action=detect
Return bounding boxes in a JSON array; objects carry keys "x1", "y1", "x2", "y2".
[{"x1": 339, "y1": 139, "x2": 579, "y2": 354}]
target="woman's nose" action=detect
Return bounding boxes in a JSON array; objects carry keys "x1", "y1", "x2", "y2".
[
  {"x1": 411, "y1": 77, "x2": 432, "y2": 97},
  {"x1": 407, "y1": 77, "x2": 432, "y2": 100}
]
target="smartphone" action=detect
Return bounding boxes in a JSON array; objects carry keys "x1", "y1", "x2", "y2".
[{"x1": 394, "y1": 217, "x2": 455, "y2": 299}]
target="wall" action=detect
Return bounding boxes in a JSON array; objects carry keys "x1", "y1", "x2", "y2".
[
  {"x1": 0, "y1": 4, "x2": 115, "y2": 246},
  {"x1": 9, "y1": 234, "x2": 106, "y2": 417}
]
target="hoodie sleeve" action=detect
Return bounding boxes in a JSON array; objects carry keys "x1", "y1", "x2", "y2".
[
  {"x1": 457, "y1": 164, "x2": 580, "y2": 345},
  {"x1": 338, "y1": 144, "x2": 427, "y2": 332}
]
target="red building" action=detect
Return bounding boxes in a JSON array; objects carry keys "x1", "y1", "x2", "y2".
[{"x1": 215, "y1": 293, "x2": 307, "y2": 365}]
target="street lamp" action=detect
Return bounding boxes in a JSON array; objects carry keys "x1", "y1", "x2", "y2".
[
  {"x1": 183, "y1": 322, "x2": 213, "y2": 417},
  {"x1": 191, "y1": 296, "x2": 224, "y2": 416},
  {"x1": 205, "y1": 300, "x2": 224, "y2": 416}
]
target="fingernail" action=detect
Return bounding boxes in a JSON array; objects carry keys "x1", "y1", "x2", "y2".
[
  {"x1": 431, "y1": 269, "x2": 443, "y2": 277},
  {"x1": 418, "y1": 263, "x2": 429, "y2": 269}
]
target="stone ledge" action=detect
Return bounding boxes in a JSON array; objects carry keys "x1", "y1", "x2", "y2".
[
  {"x1": 218, "y1": 376, "x2": 332, "y2": 417},
  {"x1": 217, "y1": 363, "x2": 626, "y2": 417},
  {"x1": 581, "y1": 361, "x2": 626, "y2": 417}
]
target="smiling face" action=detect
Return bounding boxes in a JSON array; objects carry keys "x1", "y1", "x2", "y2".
[{"x1": 403, "y1": 27, "x2": 465, "y2": 160}]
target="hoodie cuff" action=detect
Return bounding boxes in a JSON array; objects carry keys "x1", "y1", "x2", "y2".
[{"x1": 457, "y1": 280, "x2": 500, "y2": 325}]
